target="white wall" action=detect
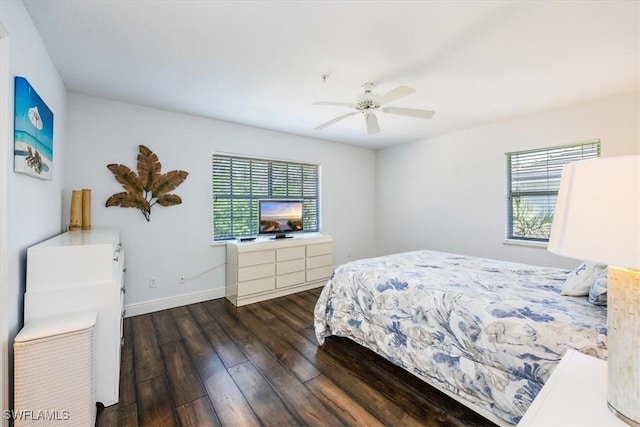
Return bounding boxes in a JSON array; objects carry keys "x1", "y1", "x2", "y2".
[
  {"x1": 376, "y1": 92, "x2": 640, "y2": 269},
  {"x1": 65, "y1": 93, "x2": 376, "y2": 314},
  {"x1": 0, "y1": 0, "x2": 67, "y2": 415}
]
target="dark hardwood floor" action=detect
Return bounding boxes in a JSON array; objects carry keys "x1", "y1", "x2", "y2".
[{"x1": 97, "y1": 288, "x2": 497, "y2": 427}]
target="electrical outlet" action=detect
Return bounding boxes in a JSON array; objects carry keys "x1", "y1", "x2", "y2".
[{"x1": 149, "y1": 276, "x2": 157, "y2": 288}]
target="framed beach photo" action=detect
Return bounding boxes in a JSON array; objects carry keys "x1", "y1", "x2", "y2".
[{"x1": 14, "y1": 76, "x2": 54, "y2": 180}]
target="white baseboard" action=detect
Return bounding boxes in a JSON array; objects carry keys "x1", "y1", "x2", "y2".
[{"x1": 124, "y1": 287, "x2": 226, "y2": 317}]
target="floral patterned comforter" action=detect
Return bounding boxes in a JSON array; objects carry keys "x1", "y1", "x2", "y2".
[{"x1": 314, "y1": 250, "x2": 607, "y2": 425}]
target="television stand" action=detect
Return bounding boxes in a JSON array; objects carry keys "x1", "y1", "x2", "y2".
[{"x1": 273, "y1": 233, "x2": 290, "y2": 239}]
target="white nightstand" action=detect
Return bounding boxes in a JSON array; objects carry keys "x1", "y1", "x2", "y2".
[{"x1": 518, "y1": 349, "x2": 626, "y2": 426}]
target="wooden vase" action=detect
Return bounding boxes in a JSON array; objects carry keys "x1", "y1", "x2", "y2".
[
  {"x1": 82, "y1": 188, "x2": 92, "y2": 230},
  {"x1": 69, "y1": 190, "x2": 82, "y2": 231}
]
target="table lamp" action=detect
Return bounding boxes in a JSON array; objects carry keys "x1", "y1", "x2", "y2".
[{"x1": 548, "y1": 154, "x2": 640, "y2": 426}]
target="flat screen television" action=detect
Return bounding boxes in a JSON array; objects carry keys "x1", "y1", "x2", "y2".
[{"x1": 258, "y1": 200, "x2": 303, "y2": 236}]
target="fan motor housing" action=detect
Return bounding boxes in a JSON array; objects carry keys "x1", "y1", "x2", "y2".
[{"x1": 355, "y1": 93, "x2": 380, "y2": 111}]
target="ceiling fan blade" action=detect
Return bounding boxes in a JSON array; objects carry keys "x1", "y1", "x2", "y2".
[
  {"x1": 312, "y1": 101, "x2": 354, "y2": 108},
  {"x1": 381, "y1": 106, "x2": 435, "y2": 119},
  {"x1": 377, "y1": 86, "x2": 416, "y2": 106},
  {"x1": 365, "y1": 113, "x2": 380, "y2": 134},
  {"x1": 314, "y1": 112, "x2": 358, "y2": 131}
]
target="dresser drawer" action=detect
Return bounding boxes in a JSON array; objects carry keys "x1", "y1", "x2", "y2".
[
  {"x1": 277, "y1": 258, "x2": 305, "y2": 275},
  {"x1": 27, "y1": 229, "x2": 121, "y2": 290},
  {"x1": 276, "y1": 271, "x2": 306, "y2": 288},
  {"x1": 307, "y1": 254, "x2": 333, "y2": 269},
  {"x1": 277, "y1": 246, "x2": 305, "y2": 261},
  {"x1": 307, "y1": 242, "x2": 332, "y2": 257},
  {"x1": 238, "y1": 263, "x2": 275, "y2": 282},
  {"x1": 237, "y1": 276, "x2": 275, "y2": 296},
  {"x1": 307, "y1": 265, "x2": 334, "y2": 283},
  {"x1": 238, "y1": 250, "x2": 275, "y2": 267}
]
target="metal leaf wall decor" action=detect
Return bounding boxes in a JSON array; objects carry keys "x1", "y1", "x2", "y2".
[{"x1": 106, "y1": 145, "x2": 188, "y2": 221}]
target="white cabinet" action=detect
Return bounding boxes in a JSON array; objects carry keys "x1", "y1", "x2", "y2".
[
  {"x1": 226, "y1": 234, "x2": 333, "y2": 306},
  {"x1": 24, "y1": 229, "x2": 125, "y2": 407}
]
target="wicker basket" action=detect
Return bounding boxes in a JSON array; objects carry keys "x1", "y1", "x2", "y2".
[{"x1": 14, "y1": 311, "x2": 97, "y2": 426}]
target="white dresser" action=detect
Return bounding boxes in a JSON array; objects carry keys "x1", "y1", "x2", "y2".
[
  {"x1": 24, "y1": 229, "x2": 125, "y2": 406},
  {"x1": 226, "y1": 234, "x2": 333, "y2": 306}
]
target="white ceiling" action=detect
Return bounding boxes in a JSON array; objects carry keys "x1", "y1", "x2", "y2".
[{"x1": 22, "y1": 0, "x2": 639, "y2": 150}]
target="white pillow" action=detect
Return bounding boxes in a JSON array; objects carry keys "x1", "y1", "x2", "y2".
[{"x1": 561, "y1": 262, "x2": 607, "y2": 296}]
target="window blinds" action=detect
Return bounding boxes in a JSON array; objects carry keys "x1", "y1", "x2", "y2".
[
  {"x1": 506, "y1": 140, "x2": 600, "y2": 241},
  {"x1": 212, "y1": 154, "x2": 319, "y2": 240}
]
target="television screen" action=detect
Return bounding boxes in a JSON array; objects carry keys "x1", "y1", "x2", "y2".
[{"x1": 259, "y1": 200, "x2": 303, "y2": 234}]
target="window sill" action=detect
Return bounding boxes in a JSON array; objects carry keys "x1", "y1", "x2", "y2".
[{"x1": 503, "y1": 239, "x2": 548, "y2": 249}]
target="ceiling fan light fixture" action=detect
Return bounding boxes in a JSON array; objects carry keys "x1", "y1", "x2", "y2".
[{"x1": 354, "y1": 97, "x2": 379, "y2": 111}]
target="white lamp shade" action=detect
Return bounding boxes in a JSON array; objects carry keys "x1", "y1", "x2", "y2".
[{"x1": 548, "y1": 154, "x2": 640, "y2": 269}]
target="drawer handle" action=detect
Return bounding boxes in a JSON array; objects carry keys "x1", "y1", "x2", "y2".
[
  {"x1": 121, "y1": 286, "x2": 126, "y2": 294},
  {"x1": 113, "y1": 256, "x2": 120, "y2": 262},
  {"x1": 123, "y1": 267, "x2": 127, "y2": 273}
]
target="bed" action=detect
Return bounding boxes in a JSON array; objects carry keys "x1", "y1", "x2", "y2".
[{"x1": 314, "y1": 250, "x2": 607, "y2": 425}]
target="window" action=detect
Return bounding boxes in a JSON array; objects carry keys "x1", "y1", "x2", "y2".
[
  {"x1": 212, "y1": 154, "x2": 320, "y2": 240},
  {"x1": 506, "y1": 140, "x2": 600, "y2": 242}
]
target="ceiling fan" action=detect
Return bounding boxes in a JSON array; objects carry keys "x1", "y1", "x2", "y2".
[{"x1": 313, "y1": 82, "x2": 435, "y2": 135}]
